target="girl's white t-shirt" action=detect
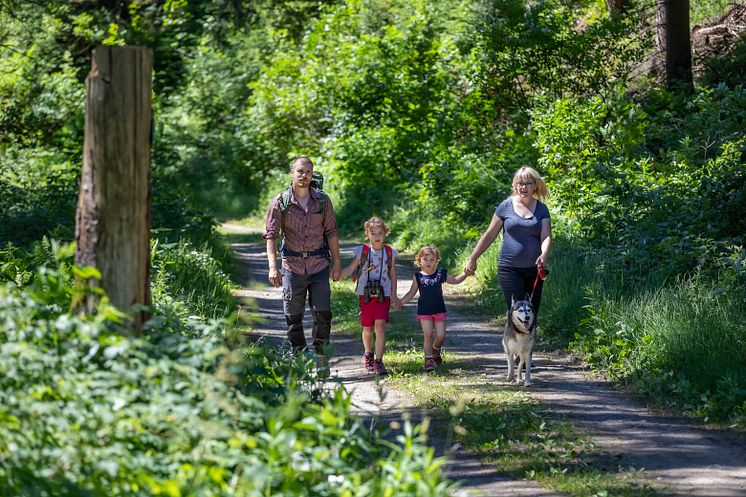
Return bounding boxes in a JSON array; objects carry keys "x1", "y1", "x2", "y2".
[{"x1": 352, "y1": 244, "x2": 398, "y2": 296}]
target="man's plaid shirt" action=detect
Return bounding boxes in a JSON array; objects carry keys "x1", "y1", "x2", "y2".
[{"x1": 263, "y1": 188, "x2": 338, "y2": 275}]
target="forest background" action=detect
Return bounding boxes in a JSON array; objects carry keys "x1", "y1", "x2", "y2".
[{"x1": 1, "y1": 0, "x2": 745, "y2": 495}]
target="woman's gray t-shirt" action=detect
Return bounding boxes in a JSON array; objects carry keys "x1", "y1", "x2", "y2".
[{"x1": 495, "y1": 198, "x2": 550, "y2": 269}]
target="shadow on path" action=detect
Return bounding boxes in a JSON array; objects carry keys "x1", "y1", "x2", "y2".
[{"x1": 231, "y1": 238, "x2": 746, "y2": 497}]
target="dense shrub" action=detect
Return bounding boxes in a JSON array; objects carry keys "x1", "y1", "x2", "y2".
[
  {"x1": 0, "y1": 246, "x2": 453, "y2": 497},
  {"x1": 532, "y1": 86, "x2": 746, "y2": 287},
  {"x1": 151, "y1": 239, "x2": 236, "y2": 320}
]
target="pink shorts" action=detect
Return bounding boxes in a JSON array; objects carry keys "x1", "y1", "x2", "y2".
[
  {"x1": 359, "y1": 296, "x2": 391, "y2": 327},
  {"x1": 417, "y1": 312, "x2": 447, "y2": 323}
]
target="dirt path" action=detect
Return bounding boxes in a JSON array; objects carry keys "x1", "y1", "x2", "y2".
[{"x1": 230, "y1": 236, "x2": 746, "y2": 497}]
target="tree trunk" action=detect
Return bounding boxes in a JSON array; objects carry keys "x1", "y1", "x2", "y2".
[
  {"x1": 657, "y1": 0, "x2": 693, "y2": 89},
  {"x1": 606, "y1": 0, "x2": 627, "y2": 16},
  {"x1": 75, "y1": 45, "x2": 153, "y2": 330}
]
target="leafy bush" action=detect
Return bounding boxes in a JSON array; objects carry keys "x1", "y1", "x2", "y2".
[
  {"x1": 0, "y1": 147, "x2": 80, "y2": 247},
  {"x1": 468, "y1": 0, "x2": 644, "y2": 109},
  {"x1": 151, "y1": 239, "x2": 236, "y2": 320},
  {"x1": 0, "y1": 249, "x2": 454, "y2": 497},
  {"x1": 533, "y1": 86, "x2": 746, "y2": 287}
]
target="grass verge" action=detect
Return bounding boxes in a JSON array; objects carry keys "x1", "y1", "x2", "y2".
[{"x1": 332, "y1": 278, "x2": 665, "y2": 496}]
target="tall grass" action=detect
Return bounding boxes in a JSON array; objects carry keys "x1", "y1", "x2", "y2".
[
  {"x1": 459, "y1": 235, "x2": 746, "y2": 424},
  {"x1": 151, "y1": 240, "x2": 236, "y2": 320},
  {"x1": 575, "y1": 276, "x2": 746, "y2": 423}
]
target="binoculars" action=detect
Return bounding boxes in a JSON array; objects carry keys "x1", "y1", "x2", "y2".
[{"x1": 363, "y1": 280, "x2": 385, "y2": 303}]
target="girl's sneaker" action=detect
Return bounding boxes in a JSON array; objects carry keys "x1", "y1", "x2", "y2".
[
  {"x1": 424, "y1": 357, "x2": 435, "y2": 371},
  {"x1": 373, "y1": 359, "x2": 388, "y2": 376},
  {"x1": 364, "y1": 352, "x2": 375, "y2": 372},
  {"x1": 432, "y1": 347, "x2": 443, "y2": 365}
]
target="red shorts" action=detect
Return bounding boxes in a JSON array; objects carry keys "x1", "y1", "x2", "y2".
[
  {"x1": 417, "y1": 312, "x2": 447, "y2": 323},
  {"x1": 359, "y1": 296, "x2": 391, "y2": 327}
]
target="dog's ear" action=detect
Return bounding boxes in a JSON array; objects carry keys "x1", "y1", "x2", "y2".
[
  {"x1": 524, "y1": 292, "x2": 531, "y2": 302},
  {"x1": 511, "y1": 295, "x2": 516, "y2": 306}
]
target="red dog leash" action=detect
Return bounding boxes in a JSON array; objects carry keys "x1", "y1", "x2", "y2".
[{"x1": 530, "y1": 262, "x2": 549, "y2": 301}]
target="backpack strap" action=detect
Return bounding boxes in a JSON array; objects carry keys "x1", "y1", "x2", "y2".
[
  {"x1": 278, "y1": 187, "x2": 292, "y2": 215},
  {"x1": 279, "y1": 187, "x2": 327, "y2": 217},
  {"x1": 352, "y1": 244, "x2": 370, "y2": 284},
  {"x1": 316, "y1": 189, "x2": 328, "y2": 214},
  {"x1": 384, "y1": 244, "x2": 393, "y2": 272}
]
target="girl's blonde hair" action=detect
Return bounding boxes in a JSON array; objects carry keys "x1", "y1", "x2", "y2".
[
  {"x1": 414, "y1": 245, "x2": 440, "y2": 268},
  {"x1": 511, "y1": 166, "x2": 549, "y2": 201},
  {"x1": 363, "y1": 216, "x2": 390, "y2": 239}
]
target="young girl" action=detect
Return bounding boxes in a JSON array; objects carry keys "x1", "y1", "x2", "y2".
[
  {"x1": 340, "y1": 217, "x2": 400, "y2": 375},
  {"x1": 399, "y1": 245, "x2": 467, "y2": 371}
]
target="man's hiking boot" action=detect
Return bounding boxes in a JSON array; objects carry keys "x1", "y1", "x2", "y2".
[
  {"x1": 373, "y1": 359, "x2": 388, "y2": 376},
  {"x1": 364, "y1": 352, "x2": 375, "y2": 372},
  {"x1": 432, "y1": 347, "x2": 443, "y2": 366},
  {"x1": 424, "y1": 357, "x2": 435, "y2": 371}
]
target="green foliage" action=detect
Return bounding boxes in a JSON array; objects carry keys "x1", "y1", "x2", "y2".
[
  {"x1": 700, "y1": 43, "x2": 746, "y2": 88},
  {"x1": 1, "y1": 239, "x2": 113, "y2": 314},
  {"x1": 151, "y1": 239, "x2": 236, "y2": 320},
  {"x1": 0, "y1": 244, "x2": 453, "y2": 497},
  {"x1": 247, "y1": 0, "x2": 466, "y2": 230},
  {"x1": 0, "y1": 2, "x2": 229, "y2": 247},
  {"x1": 0, "y1": 147, "x2": 80, "y2": 246},
  {"x1": 468, "y1": 0, "x2": 645, "y2": 109},
  {"x1": 532, "y1": 85, "x2": 746, "y2": 287},
  {"x1": 691, "y1": 0, "x2": 735, "y2": 25},
  {"x1": 572, "y1": 274, "x2": 746, "y2": 425}
]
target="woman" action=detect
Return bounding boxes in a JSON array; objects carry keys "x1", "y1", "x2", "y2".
[{"x1": 464, "y1": 166, "x2": 552, "y2": 313}]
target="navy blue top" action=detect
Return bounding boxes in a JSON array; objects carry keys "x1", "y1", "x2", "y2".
[
  {"x1": 495, "y1": 198, "x2": 550, "y2": 268},
  {"x1": 415, "y1": 269, "x2": 448, "y2": 315}
]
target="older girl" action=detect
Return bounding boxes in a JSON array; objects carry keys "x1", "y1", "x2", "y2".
[{"x1": 340, "y1": 217, "x2": 399, "y2": 375}]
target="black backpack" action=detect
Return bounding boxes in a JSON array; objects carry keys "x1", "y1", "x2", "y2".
[{"x1": 278, "y1": 172, "x2": 327, "y2": 216}]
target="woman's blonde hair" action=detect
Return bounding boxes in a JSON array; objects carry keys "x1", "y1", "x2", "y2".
[
  {"x1": 363, "y1": 216, "x2": 390, "y2": 238},
  {"x1": 511, "y1": 166, "x2": 549, "y2": 201},
  {"x1": 414, "y1": 245, "x2": 440, "y2": 268}
]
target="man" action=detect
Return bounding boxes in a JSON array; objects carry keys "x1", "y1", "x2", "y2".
[{"x1": 263, "y1": 156, "x2": 341, "y2": 370}]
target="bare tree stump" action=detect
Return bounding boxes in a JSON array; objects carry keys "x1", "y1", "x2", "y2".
[{"x1": 75, "y1": 45, "x2": 153, "y2": 329}]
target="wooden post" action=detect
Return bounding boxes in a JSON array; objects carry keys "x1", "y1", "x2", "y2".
[{"x1": 75, "y1": 45, "x2": 153, "y2": 330}]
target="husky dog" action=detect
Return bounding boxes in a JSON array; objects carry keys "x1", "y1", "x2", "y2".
[{"x1": 503, "y1": 295, "x2": 536, "y2": 386}]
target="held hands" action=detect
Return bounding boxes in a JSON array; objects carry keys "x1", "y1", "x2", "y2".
[
  {"x1": 463, "y1": 257, "x2": 477, "y2": 276},
  {"x1": 331, "y1": 260, "x2": 342, "y2": 282},
  {"x1": 391, "y1": 295, "x2": 402, "y2": 311}
]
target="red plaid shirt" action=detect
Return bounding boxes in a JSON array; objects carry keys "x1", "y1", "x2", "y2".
[{"x1": 263, "y1": 188, "x2": 339, "y2": 275}]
